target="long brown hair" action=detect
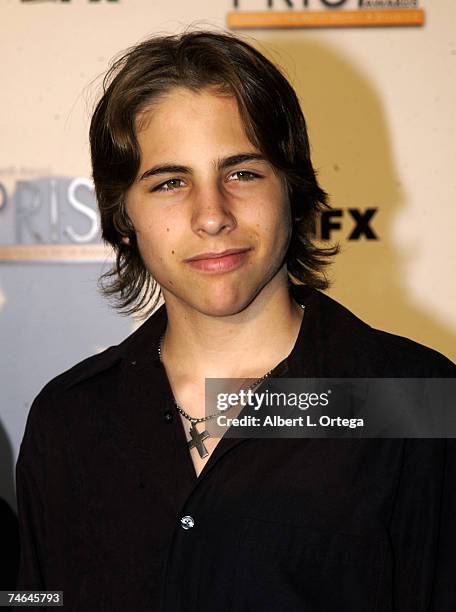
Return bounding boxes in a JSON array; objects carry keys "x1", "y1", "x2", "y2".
[{"x1": 90, "y1": 30, "x2": 337, "y2": 317}]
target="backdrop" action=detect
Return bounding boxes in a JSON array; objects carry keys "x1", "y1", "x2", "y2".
[{"x1": 1, "y1": 1, "x2": 455, "y2": 521}]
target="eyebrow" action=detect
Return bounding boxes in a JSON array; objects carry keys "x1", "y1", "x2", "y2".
[{"x1": 138, "y1": 153, "x2": 267, "y2": 182}]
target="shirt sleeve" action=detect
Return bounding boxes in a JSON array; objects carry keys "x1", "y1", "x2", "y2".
[
  {"x1": 427, "y1": 438, "x2": 456, "y2": 610},
  {"x1": 389, "y1": 437, "x2": 456, "y2": 611},
  {"x1": 15, "y1": 390, "x2": 49, "y2": 589}
]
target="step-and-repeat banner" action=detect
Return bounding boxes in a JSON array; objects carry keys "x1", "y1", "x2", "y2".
[{"x1": 1, "y1": 0, "x2": 455, "y2": 514}]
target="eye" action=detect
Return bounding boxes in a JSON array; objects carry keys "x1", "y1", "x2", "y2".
[
  {"x1": 152, "y1": 178, "x2": 185, "y2": 192},
  {"x1": 228, "y1": 170, "x2": 261, "y2": 182}
]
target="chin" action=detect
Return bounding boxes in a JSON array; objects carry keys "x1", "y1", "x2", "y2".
[
  {"x1": 198, "y1": 288, "x2": 259, "y2": 318},
  {"x1": 197, "y1": 299, "x2": 245, "y2": 318},
  {"x1": 204, "y1": 305, "x2": 246, "y2": 318}
]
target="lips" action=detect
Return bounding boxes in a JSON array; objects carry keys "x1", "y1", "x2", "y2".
[
  {"x1": 185, "y1": 248, "x2": 251, "y2": 262},
  {"x1": 184, "y1": 248, "x2": 251, "y2": 273}
]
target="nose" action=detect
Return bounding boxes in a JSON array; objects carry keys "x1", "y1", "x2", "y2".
[{"x1": 191, "y1": 184, "x2": 237, "y2": 236}]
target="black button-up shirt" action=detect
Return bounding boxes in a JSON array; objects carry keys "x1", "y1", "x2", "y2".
[{"x1": 16, "y1": 286, "x2": 456, "y2": 611}]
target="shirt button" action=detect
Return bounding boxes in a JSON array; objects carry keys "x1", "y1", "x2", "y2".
[
  {"x1": 180, "y1": 515, "x2": 195, "y2": 530},
  {"x1": 164, "y1": 411, "x2": 174, "y2": 423}
]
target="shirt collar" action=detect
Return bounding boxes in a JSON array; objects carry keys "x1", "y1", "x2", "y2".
[{"x1": 65, "y1": 283, "x2": 364, "y2": 391}]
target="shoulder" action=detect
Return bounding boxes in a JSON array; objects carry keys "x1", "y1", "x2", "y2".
[
  {"x1": 25, "y1": 303, "x2": 167, "y2": 425},
  {"x1": 370, "y1": 327, "x2": 456, "y2": 377},
  {"x1": 294, "y1": 286, "x2": 456, "y2": 377}
]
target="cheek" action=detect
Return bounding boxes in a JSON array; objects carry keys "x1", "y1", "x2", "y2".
[
  {"x1": 261, "y1": 197, "x2": 292, "y2": 243},
  {"x1": 134, "y1": 219, "x2": 182, "y2": 270},
  {"x1": 276, "y1": 190, "x2": 292, "y2": 238},
  {"x1": 134, "y1": 227, "x2": 164, "y2": 266}
]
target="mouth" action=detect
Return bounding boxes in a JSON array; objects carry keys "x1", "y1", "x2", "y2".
[{"x1": 184, "y1": 248, "x2": 252, "y2": 273}]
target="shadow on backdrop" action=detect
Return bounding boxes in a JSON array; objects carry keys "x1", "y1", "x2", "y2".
[
  {"x1": 0, "y1": 420, "x2": 19, "y2": 588},
  {"x1": 257, "y1": 35, "x2": 456, "y2": 362}
]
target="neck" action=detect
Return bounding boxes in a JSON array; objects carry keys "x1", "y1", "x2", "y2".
[{"x1": 160, "y1": 276, "x2": 304, "y2": 380}]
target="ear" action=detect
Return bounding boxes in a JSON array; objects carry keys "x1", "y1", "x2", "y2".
[{"x1": 121, "y1": 236, "x2": 130, "y2": 245}]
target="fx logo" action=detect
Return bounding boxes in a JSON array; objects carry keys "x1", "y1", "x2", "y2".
[{"x1": 317, "y1": 208, "x2": 378, "y2": 241}]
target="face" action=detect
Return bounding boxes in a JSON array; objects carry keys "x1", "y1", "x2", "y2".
[{"x1": 125, "y1": 86, "x2": 292, "y2": 317}]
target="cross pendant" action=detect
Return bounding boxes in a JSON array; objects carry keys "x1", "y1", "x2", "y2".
[{"x1": 188, "y1": 422, "x2": 210, "y2": 458}]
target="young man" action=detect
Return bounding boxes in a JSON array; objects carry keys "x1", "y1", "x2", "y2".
[{"x1": 17, "y1": 31, "x2": 456, "y2": 610}]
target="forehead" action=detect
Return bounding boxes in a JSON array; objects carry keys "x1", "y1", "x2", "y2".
[
  {"x1": 135, "y1": 87, "x2": 256, "y2": 161},
  {"x1": 137, "y1": 86, "x2": 239, "y2": 127}
]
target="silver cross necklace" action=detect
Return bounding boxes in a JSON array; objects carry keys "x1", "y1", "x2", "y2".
[
  {"x1": 156, "y1": 303, "x2": 305, "y2": 459},
  {"x1": 157, "y1": 335, "x2": 274, "y2": 459}
]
